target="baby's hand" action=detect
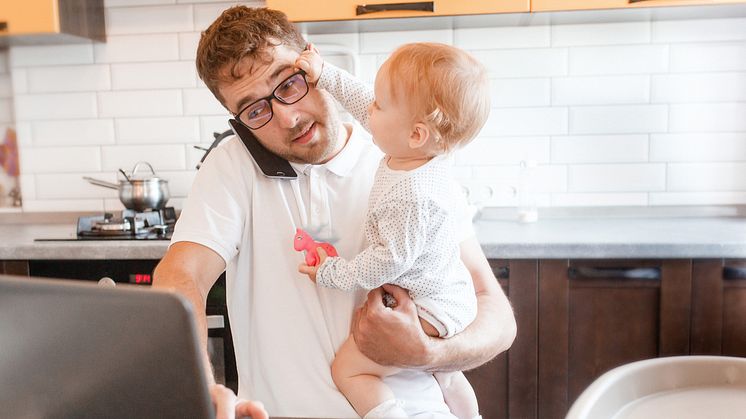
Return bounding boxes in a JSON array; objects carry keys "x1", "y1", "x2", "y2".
[
  {"x1": 298, "y1": 263, "x2": 318, "y2": 283},
  {"x1": 296, "y1": 43, "x2": 323, "y2": 85}
]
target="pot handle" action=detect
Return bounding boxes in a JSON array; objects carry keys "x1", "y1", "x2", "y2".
[
  {"x1": 131, "y1": 161, "x2": 157, "y2": 178},
  {"x1": 83, "y1": 176, "x2": 119, "y2": 190}
]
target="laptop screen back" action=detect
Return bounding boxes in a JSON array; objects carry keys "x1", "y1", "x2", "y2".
[{"x1": 0, "y1": 275, "x2": 215, "y2": 419}]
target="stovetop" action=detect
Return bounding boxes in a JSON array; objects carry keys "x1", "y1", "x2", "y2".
[{"x1": 35, "y1": 208, "x2": 176, "y2": 242}]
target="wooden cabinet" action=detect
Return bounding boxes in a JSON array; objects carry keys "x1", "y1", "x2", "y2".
[
  {"x1": 0, "y1": 260, "x2": 29, "y2": 276},
  {"x1": 531, "y1": 0, "x2": 744, "y2": 12},
  {"x1": 266, "y1": 0, "x2": 529, "y2": 22},
  {"x1": 0, "y1": 0, "x2": 105, "y2": 46},
  {"x1": 691, "y1": 259, "x2": 746, "y2": 357},
  {"x1": 465, "y1": 259, "x2": 538, "y2": 419},
  {"x1": 537, "y1": 259, "x2": 691, "y2": 419}
]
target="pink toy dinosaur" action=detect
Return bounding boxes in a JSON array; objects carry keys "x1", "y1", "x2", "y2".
[{"x1": 293, "y1": 228, "x2": 338, "y2": 266}]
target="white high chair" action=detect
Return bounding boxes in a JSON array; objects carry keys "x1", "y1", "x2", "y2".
[{"x1": 566, "y1": 356, "x2": 746, "y2": 419}]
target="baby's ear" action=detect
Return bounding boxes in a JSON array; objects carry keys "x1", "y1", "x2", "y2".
[{"x1": 408, "y1": 122, "x2": 431, "y2": 149}]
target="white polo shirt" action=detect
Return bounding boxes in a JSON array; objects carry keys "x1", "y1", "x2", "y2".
[{"x1": 171, "y1": 124, "x2": 456, "y2": 418}]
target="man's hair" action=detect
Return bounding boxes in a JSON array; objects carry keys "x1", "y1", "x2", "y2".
[
  {"x1": 384, "y1": 43, "x2": 491, "y2": 153},
  {"x1": 196, "y1": 6, "x2": 306, "y2": 105}
]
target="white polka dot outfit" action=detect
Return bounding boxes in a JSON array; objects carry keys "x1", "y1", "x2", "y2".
[{"x1": 316, "y1": 63, "x2": 477, "y2": 338}]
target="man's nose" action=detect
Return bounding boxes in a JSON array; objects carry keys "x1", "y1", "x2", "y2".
[{"x1": 272, "y1": 101, "x2": 301, "y2": 129}]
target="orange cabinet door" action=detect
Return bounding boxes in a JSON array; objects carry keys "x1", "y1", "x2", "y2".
[
  {"x1": 0, "y1": 0, "x2": 59, "y2": 35},
  {"x1": 267, "y1": 0, "x2": 530, "y2": 22},
  {"x1": 531, "y1": 0, "x2": 745, "y2": 12}
]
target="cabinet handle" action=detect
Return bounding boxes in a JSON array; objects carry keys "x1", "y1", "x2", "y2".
[
  {"x1": 356, "y1": 1, "x2": 434, "y2": 16},
  {"x1": 723, "y1": 266, "x2": 746, "y2": 280},
  {"x1": 0, "y1": 22, "x2": 7, "y2": 32},
  {"x1": 493, "y1": 266, "x2": 510, "y2": 280},
  {"x1": 568, "y1": 266, "x2": 661, "y2": 280}
]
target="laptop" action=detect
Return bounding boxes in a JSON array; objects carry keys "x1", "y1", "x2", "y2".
[{"x1": 0, "y1": 274, "x2": 215, "y2": 419}]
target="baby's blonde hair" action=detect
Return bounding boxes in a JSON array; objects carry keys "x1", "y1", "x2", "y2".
[{"x1": 383, "y1": 42, "x2": 491, "y2": 153}]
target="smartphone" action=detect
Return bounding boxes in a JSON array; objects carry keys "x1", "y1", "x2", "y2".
[{"x1": 228, "y1": 118, "x2": 297, "y2": 179}]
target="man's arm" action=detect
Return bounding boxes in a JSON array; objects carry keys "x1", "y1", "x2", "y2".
[
  {"x1": 152, "y1": 241, "x2": 226, "y2": 383},
  {"x1": 352, "y1": 236, "x2": 517, "y2": 372}
]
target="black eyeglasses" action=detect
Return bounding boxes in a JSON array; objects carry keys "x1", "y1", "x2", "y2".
[{"x1": 234, "y1": 70, "x2": 310, "y2": 130}]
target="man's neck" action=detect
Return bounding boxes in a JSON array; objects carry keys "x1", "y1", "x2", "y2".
[{"x1": 317, "y1": 122, "x2": 352, "y2": 165}]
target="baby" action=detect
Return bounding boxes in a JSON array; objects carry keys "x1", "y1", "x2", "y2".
[{"x1": 296, "y1": 42, "x2": 491, "y2": 419}]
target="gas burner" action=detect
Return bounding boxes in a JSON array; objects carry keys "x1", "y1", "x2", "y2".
[{"x1": 76, "y1": 207, "x2": 177, "y2": 240}]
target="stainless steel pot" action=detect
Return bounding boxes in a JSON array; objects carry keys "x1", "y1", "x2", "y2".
[{"x1": 84, "y1": 162, "x2": 170, "y2": 211}]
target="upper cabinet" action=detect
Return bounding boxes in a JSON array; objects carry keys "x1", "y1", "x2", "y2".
[
  {"x1": 266, "y1": 0, "x2": 530, "y2": 22},
  {"x1": 531, "y1": 0, "x2": 745, "y2": 12},
  {"x1": 0, "y1": 0, "x2": 105, "y2": 46}
]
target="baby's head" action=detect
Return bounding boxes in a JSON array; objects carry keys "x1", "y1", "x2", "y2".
[{"x1": 377, "y1": 43, "x2": 490, "y2": 155}]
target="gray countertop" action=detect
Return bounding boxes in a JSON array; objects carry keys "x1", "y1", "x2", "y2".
[{"x1": 1, "y1": 206, "x2": 746, "y2": 260}]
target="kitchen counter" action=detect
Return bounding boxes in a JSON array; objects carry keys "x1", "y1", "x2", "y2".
[{"x1": 2, "y1": 206, "x2": 746, "y2": 260}]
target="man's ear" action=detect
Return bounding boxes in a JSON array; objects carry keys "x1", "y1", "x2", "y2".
[{"x1": 408, "y1": 122, "x2": 431, "y2": 149}]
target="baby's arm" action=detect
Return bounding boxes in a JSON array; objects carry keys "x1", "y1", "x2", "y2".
[
  {"x1": 295, "y1": 45, "x2": 373, "y2": 132},
  {"x1": 316, "y1": 200, "x2": 438, "y2": 292}
]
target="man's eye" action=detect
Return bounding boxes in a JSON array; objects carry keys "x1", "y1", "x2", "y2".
[{"x1": 248, "y1": 104, "x2": 265, "y2": 119}]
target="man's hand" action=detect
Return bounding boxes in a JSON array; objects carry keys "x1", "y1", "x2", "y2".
[
  {"x1": 295, "y1": 43, "x2": 323, "y2": 85},
  {"x1": 211, "y1": 384, "x2": 268, "y2": 419},
  {"x1": 352, "y1": 284, "x2": 433, "y2": 369}
]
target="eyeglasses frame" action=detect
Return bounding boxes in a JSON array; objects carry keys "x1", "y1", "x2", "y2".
[{"x1": 233, "y1": 69, "x2": 310, "y2": 131}]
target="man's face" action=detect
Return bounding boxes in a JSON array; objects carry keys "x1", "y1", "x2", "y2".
[{"x1": 218, "y1": 45, "x2": 345, "y2": 164}]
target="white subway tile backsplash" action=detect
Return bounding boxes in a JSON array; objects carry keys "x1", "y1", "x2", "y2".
[
  {"x1": 652, "y1": 73, "x2": 746, "y2": 103},
  {"x1": 0, "y1": 75, "x2": 12, "y2": 98},
  {"x1": 551, "y1": 192, "x2": 648, "y2": 207},
  {"x1": 472, "y1": 164, "x2": 567, "y2": 193},
  {"x1": 650, "y1": 191, "x2": 746, "y2": 206},
  {"x1": 36, "y1": 172, "x2": 118, "y2": 199},
  {"x1": 22, "y1": 199, "x2": 105, "y2": 212},
  {"x1": 14, "y1": 122, "x2": 32, "y2": 147},
  {"x1": 18, "y1": 174, "x2": 35, "y2": 200},
  {"x1": 11, "y1": 69, "x2": 27, "y2": 94},
  {"x1": 101, "y1": 144, "x2": 186, "y2": 171},
  {"x1": 116, "y1": 117, "x2": 200, "y2": 144},
  {"x1": 308, "y1": 33, "x2": 360, "y2": 54},
  {"x1": 569, "y1": 164, "x2": 665, "y2": 192},
  {"x1": 27, "y1": 65, "x2": 111, "y2": 93},
  {"x1": 106, "y1": 5, "x2": 193, "y2": 35},
  {"x1": 651, "y1": 133, "x2": 746, "y2": 162},
  {"x1": 652, "y1": 18, "x2": 746, "y2": 43},
  {"x1": 94, "y1": 34, "x2": 180, "y2": 63},
  {"x1": 552, "y1": 21, "x2": 651, "y2": 47},
  {"x1": 200, "y1": 116, "x2": 233, "y2": 141},
  {"x1": 179, "y1": 32, "x2": 201, "y2": 60},
  {"x1": 19, "y1": 146, "x2": 101, "y2": 174},
  {"x1": 670, "y1": 43, "x2": 746, "y2": 73},
  {"x1": 552, "y1": 76, "x2": 649, "y2": 105},
  {"x1": 0, "y1": 99, "x2": 12, "y2": 123},
  {"x1": 455, "y1": 26, "x2": 550, "y2": 50},
  {"x1": 570, "y1": 105, "x2": 667, "y2": 134},
  {"x1": 491, "y1": 78, "x2": 550, "y2": 108},
  {"x1": 15, "y1": 93, "x2": 98, "y2": 121},
  {"x1": 482, "y1": 107, "x2": 568, "y2": 136},
  {"x1": 569, "y1": 45, "x2": 668, "y2": 75},
  {"x1": 194, "y1": 2, "x2": 264, "y2": 31},
  {"x1": 472, "y1": 49, "x2": 567, "y2": 78},
  {"x1": 33, "y1": 119, "x2": 115, "y2": 146},
  {"x1": 552, "y1": 135, "x2": 649, "y2": 163},
  {"x1": 668, "y1": 162, "x2": 746, "y2": 191},
  {"x1": 98, "y1": 90, "x2": 182, "y2": 117},
  {"x1": 157, "y1": 170, "x2": 197, "y2": 196},
  {"x1": 669, "y1": 103, "x2": 746, "y2": 132},
  {"x1": 183, "y1": 88, "x2": 228, "y2": 116},
  {"x1": 361, "y1": 30, "x2": 452, "y2": 54},
  {"x1": 9, "y1": 45, "x2": 94, "y2": 67},
  {"x1": 111, "y1": 62, "x2": 196, "y2": 90},
  {"x1": 455, "y1": 137, "x2": 551, "y2": 165}
]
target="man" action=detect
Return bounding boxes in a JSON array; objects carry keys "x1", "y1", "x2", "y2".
[{"x1": 153, "y1": 6, "x2": 516, "y2": 419}]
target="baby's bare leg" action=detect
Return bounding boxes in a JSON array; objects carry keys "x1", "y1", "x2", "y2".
[
  {"x1": 434, "y1": 371, "x2": 480, "y2": 419},
  {"x1": 332, "y1": 335, "x2": 404, "y2": 417},
  {"x1": 420, "y1": 319, "x2": 480, "y2": 419}
]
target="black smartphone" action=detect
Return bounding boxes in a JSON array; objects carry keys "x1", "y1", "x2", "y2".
[{"x1": 229, "y1": 118, "x2": 297, "y2": 179}]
